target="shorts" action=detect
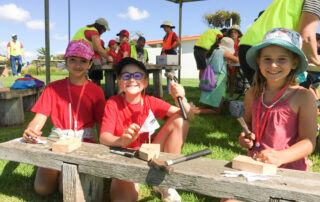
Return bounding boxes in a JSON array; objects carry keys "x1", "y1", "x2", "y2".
[
  {"x1": 194, "y1": 46, "x2": 207, "y2": 70},
  {"x1": 88, "y1": 69, "x2": 103, "y2": 80}
]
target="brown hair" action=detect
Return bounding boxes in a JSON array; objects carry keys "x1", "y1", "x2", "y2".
[
  {"x1": 251, "y1": 49, "x2": 299, "y2": 98},
  {"x1": 206, "y1": 36, "x2": 223, "y2": 58}
]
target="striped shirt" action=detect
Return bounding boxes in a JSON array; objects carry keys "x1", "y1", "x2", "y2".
[{"x1": 303, "y1": 0, "x2": 320, "y2": 18}]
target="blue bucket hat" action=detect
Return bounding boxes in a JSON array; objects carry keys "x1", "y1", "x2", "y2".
[{"x1": 246, "y1": 28, "x2": 308, "y2": 74}]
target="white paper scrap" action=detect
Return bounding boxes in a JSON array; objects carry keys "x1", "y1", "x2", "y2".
[{"x1": 221, "y1": 170, "x2": 279, "y2": 182}]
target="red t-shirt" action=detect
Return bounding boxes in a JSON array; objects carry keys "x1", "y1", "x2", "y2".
[
  {"x1": 7, "y1": 41, "x2": 23, "y2": 48},
  {"x1": 115, "y1": 42, "x2": 130, "y2": 64},
  {"x1": 32, "y1": 78, "x2": 106, "y2": 130},
  {"x1": 108, "y1": 49, "x2": 118, "y2": 62},
  {"x1": 101, "y1": 94, "x2": 171, "y2": 149}
]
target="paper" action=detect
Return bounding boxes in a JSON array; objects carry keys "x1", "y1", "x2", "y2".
[
  {"x1": 221, "y1": 170, "x2": 279, "y2": 182},
  {"x1": 13, "y1": 137, "x2": 47, "y2": 144},
  {"x1": 138, "y1": 110, "x2": 160, "y2": 143}
]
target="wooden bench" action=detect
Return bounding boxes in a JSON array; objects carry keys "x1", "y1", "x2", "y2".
[
  {"x1": 91, "y1": 63, "x2": 180, "y2": 99},
  {"x1": 0, "y1": 137, "x2": 319, "y2": 202},
  {"x1": 0, "y1": 87, "x2": 44, "y2": 126}
]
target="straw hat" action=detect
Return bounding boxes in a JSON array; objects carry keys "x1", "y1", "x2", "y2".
[
  {"x1": 219, "y1": 37, "x2": 235, "y2": 54},
  {"x1": 160, "y1": 21, "x2": 175, "y2": 29},
  {"x1": 95, "y1": 18, "x2": 110, "y2": 31},
  {"x1": 227, "y1": 25, "x2": 242, "y2": 37}
]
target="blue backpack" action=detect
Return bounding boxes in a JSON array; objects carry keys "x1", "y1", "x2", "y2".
[
  {"x1": 11, "y1": 75, "x2": 44, "y2": 89},
  {"x1": 199, "y1": 64, "x2": 216, "y2": 92}
]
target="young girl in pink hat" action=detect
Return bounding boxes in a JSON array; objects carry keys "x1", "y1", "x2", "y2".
[{"x1": 22, "y1": 39, "x2": 106, "y2": 195}]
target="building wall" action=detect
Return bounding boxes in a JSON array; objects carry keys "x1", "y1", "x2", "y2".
[{"x1": 146, "y1": 39, "x2": 199, "y2": 79}]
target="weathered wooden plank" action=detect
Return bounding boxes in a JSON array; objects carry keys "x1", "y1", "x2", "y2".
[
  {"x1": 79, "y1": 173, "x2": 104, "y2": 202},
  {"x1": 0, "y1": 87, "x2": 44, "y2": 99},
  {"x1": 0, "y1": 138, "x2": 319, "y2": 201},
  {"x1": 105, "y1": 70, "x2": 115, "y2": 99},
  {"x1": 62, "y1": 163, "x2": 85, "y2": 202},
  {"x1": 0, "y1": 96, "x2": 24, "y2": 126},
  {"x1": 153, "y1": 70, "x2": 163, "y2": 98}
]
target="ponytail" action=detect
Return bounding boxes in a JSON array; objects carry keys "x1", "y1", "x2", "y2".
[{"x1": 206, "y1": 34, "x2": 223, "y2": 58}]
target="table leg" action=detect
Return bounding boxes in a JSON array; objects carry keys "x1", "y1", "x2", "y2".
[
  {"x1": 62, "y1": 163, "x2": 85, "y2": 202},
  {"x1": 105, "y1": 70, "x2": 115, "y2": 99},
  {"x1": 153, "y1": 70, "x2": 163, "y2": 98}
]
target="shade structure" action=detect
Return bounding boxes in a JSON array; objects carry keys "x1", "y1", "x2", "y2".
[{"x1": 166, "y1": 0, "x2": 206, "y2": 82}]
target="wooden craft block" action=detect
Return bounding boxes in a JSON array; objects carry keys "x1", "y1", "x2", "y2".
[
  {"x1": 52, "y1": 137, "x2": 82, "y2": 153},
  {"x1": 0, "y1": 88, "x2": 10, "y2": 92},
  {"x1": 138, "y1": 143, "x2": 160, "y2": 161},
  {"x1": 232, "y1": 155, "x2": 277, "y2": 175}
]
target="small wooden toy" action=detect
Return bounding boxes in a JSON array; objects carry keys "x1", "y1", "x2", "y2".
[
  {"x1": 138, "y1": 143, "x2": 160, "y2": 161},
  {"x1": 232, "y1": 155, "x2": 277, "y2": 175},
  {"x1": 52, "y1": 137, "x2": 82, "y2": 153}
]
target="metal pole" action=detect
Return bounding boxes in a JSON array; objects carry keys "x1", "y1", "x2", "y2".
[
  {"x1": 45, "y1": 0, "x2": 50, "y2": 84},
  {"x1": 68, "y1": 0, "x2": 70, "y2": 43},
  {"x1": 178, "y1": 0, "x2": 182, "y2": 83}
]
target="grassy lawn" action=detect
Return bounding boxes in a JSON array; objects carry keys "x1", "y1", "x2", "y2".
[{"x1": 0, "y1": 72, "x2": 319, "y2": 202}]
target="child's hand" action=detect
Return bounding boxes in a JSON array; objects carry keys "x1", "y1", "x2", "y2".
[
  {"x1": 121, "y1": 123, "x2": 141, "y2": 146},
  {"x1": 255, "y1": 149, "x2": 282, "y2": 167},
  {"x1": 22, "y1": 127, "x2": 42, "y2": 143},
  {"x1": 170, "y1": 83, "x2": 185, "y2": 100},
  {"x1": 238, "y1": 132, "x2": 255, "y2": 149}
]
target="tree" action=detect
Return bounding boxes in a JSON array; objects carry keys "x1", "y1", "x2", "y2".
[
  {"x1": 36, "y1": 47, "x2": 46, "y2": 59},
  {"x1": 204, "y1": 10, "x2": 240, "y2": 28}
]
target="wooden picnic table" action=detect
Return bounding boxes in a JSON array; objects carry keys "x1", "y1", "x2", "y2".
[
  {"x1": 91, "y1": 63, "x2": 180, "y2": 99},
  {"x1": 307, "y1": 64, "x2": 320, "y2": 72},
  {"x1": 0, "y1": 137, "x2": 319, "y2": 202}
]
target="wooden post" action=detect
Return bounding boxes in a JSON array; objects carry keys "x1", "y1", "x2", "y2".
[
  {"x1": 105, "y1": 70, "x2": 115, "y2": 99},
  {"x1": 153, "y1": 70, "x2": 163, "y2": 98},
  {"x1": 0, "y1": 97, "x2": 24, "y2": 126},
  {"x1": 80, "y1": 174, "x2": 104, "y2": 202},
  {"x1": 62, "y1": 163, "x2": 85, "y2": 202}
]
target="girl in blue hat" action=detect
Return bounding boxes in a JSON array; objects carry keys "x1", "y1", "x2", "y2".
[{"x1": 239, "y1": 28, "x2": 317, "y2": 171}]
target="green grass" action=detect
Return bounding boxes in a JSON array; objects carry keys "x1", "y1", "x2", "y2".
[{"x1": 0, "y1": 74, "x2": 319, "y2": 201}]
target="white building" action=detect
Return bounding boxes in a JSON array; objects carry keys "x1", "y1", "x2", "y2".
[{"x1": 145, "y1": 35, "x2": 200, "y2": 79}]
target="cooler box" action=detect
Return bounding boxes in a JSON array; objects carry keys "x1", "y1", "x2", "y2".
[{"x1": 156, "y1": 55, "x2": 178, "y2": 65}]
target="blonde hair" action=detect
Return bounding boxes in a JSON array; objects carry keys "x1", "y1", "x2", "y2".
[{"x1": 251, "y1": 48, "x2": 299, "y2": 98}]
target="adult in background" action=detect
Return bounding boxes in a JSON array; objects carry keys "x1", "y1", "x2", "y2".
[
  {"x1": 130, "y1": 36, "x2": 149, "y2": 63},
  {"x1": 115, "y1": 29, "x2": 130, "y2": 65},
  {"x1": 73, "y1": 18, "x2": 110, "y2": 85},
  {"x1": 193, "y1": 29, "x2": 222, "y2": 80},
  {"x1": 160, "y1": 21, "x2": 181, "y2": 93},
  {"x1": 7, "y1": 34, "x2": 25, "y2": 77},
  {"x1": 238, "y1": 0, "x2": 320, "y2": 84}
]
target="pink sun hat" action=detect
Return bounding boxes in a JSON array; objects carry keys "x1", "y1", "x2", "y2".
[{"x1": 64, "y1": 39, "x2": 94, "y2": 60}]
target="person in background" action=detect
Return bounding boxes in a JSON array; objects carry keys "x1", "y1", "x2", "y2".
[
  {"x1": 22, "y1": 40, "x2": 106, "y2": 196},
  {"x1": 100, "y1": 57, "x2": 193, "y2": 202},
  {"x1": 160, "y1": 21, "x2": 181, "y2": 93},
  {"x1": 107, "y1": 39, "x2": 118, "y2": 63},
  {"x1": 130, "y1": 36, "x2": 149, "y2": 63},
  {"x1": 226, "y1": 25, "x2": 242, "y2": 101},
  {"x1": 72, "y1": 17, "x2": 110, "y2": 85},
  {"x1": 193, "y1": 29, "x2": 222, "y2": 80},
  {"x1": 220, "y1": 28, "x2": 229, "y2": 37},
  {"x1": 7, "y1": 34, "x2": 25, "y2": 77},
  {"x1": 194, "y1": 37, "x2": 239, "y2": 114},
  {"x1": 115, "y1": 29, "x2": 130, "y2": 65}
]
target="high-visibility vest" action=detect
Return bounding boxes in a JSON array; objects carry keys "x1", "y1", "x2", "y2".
[
  {"x1": 10, "y1": 41, "x2": 22, "y2": 56},
  {"x1": 72, "y1": 26, "x2": 98, "y2": 51},
  {"x1": 239, "y1": 0, "x2": 304, "y2": 46},
  {"x1": 130, "y1": 45, "x2": 148, "y2": 61},
  {"x1": 195, "y1": 29, "x2": 222, "y2": 50},
  {"x1": 163, "y1": 31, "x2": 177, "y2": 51}
]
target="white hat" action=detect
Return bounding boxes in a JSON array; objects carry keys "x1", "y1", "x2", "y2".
[
  {"x1": 160, "y1": 21, "x2": 175, "y2": 29},
  {"x1": 12, "y1": 34, "x2": 17, "y2": 37},
  {"x1": 219, "y1": 37, "x2": 235, "y2": 54},
  {"x1": 95, "y1": 18, "x2": 110, "y2": 31}
]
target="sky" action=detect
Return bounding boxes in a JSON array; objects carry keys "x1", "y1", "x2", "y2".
[{"x1": 0, "y1": 0, "x2": 305, "y2": 61}]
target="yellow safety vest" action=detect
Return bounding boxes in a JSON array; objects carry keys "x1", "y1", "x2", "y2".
[
  {"x1": 72, "y1": 26, "x2": 98, "y2": 51},
  {"x1": 239, "y1": 0, "x2": 304, "y2": 46},
  {"x1": 195, "y1": 29, "x2": 222, "y2": 50},
  {"x1": 10, "y1": 41, "x2": 22, "y2": 56},
  {"x1": 130, "y1": 45, "x2": 148, "y2": 61}
]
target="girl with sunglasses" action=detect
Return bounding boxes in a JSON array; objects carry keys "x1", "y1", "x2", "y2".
[{"x1": 100, "y1": 57, "x2": 193, "y2": 202}]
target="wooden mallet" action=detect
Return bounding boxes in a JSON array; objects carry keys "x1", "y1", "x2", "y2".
[
  {"x1": 164, "y1": 72, "x2": 188, "y2": 120},
  {"x1": 149, "y1": 148, "x2": 212, "y2": 174}
]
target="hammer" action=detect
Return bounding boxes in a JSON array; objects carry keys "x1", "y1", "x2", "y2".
[
  {"x1": 237, "y1": 117, "x2": 251, "y2": 139},
  {"x1": 149, "y1": 148, "x2": 211, "y2": 174},
  {"x1": 164, "y1": 72, "x2": 188, "y2": 120}
]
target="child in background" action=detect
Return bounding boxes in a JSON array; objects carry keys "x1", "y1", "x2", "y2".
[
  {"x1": 107, "y1": 39, "x2": 118, "y2": 63},
  {"x1": 115, "y1": 29, "x2": 130, "y2": 64},
  {"x1": 22, "y1": 39, "x2": 106, "y2": 196},
  {"x1": 226, "y1": 25, "x2": 242, "y2": 101},
  {"x1": 239, "y1": 28, "x2": 317, "y2": 171},
  {"x1": 100, "y1": 57, "x2": 193, "y2": 202},
  {"x1": 194, "y1": 36, "x2": 239, "y2": 114}
]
